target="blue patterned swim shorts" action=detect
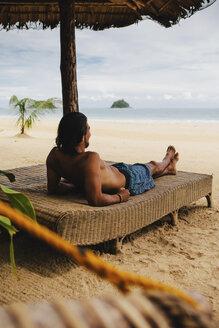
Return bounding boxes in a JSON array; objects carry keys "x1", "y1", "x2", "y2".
[{"x1": 112, "y1": 162, "x2": 155, "y2": 196}]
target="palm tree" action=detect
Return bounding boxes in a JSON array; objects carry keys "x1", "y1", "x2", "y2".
[{"x1": 9, "y1": 95, "x2": 61, "y2": 134}]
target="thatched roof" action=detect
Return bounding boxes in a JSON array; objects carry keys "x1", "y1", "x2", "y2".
[{"x1": 0, "y1": 0, "x2": 215, "y2": 31}]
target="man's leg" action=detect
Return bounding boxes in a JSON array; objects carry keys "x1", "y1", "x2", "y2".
[{"x1": 147, "y1": 146, "x2": 178, "y2": 178}]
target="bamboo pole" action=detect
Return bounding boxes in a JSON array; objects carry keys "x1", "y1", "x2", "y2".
[{"x1": 59, "y1": 0, "x2": 79, "y2": 114}]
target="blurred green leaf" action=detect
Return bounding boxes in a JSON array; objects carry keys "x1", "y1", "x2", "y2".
[
  {"x1": 0, "y1": 170, "x2": 15, "y2": 182},
  {"x1": 9, "y1": 230, "x2": 19, "y2": 280},
  {"x1": 0, "y1": 215, "x2": 14, "y2": 232},
  {"x1": 0, "y1": 185, "x2": 36, "y2": 221},
  {"x1": 0, "y1": 215, "x2": 19, "y2": 280}
]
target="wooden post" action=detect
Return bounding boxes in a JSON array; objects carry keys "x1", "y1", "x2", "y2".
[
  {"x1": 206, "y1": 193, "x2": 213, "y2": 208},
  {"x1": 169, "y1": 210, "x2": 178, "y2": 226},
  {"x1": 59, "y1": 0, "x2": 79, "y2": 115}
]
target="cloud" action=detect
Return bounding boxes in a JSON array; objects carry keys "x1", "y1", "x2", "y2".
[
  {"x1": 184, "y1": 92, "x2": 192, "y2": 100},
  {"x1": 164, "y1": 94, "x2": 173, "y2": 100}
]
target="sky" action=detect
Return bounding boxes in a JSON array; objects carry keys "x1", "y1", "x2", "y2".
[{"x1": 0, "y1": 1, "x2": 219, "y2": 110}]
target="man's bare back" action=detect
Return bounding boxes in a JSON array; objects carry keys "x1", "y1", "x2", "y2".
[
  {"x1": 47, "y1": 148, "x2": 126, "y2": 194},
  {"x1": 46, "y1": 112, "x2": 179, "y2": 206}
]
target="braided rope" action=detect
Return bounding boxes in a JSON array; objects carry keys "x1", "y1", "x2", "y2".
[{"x1": 0, "y1": 200, "x2": 200, "y2": 311}]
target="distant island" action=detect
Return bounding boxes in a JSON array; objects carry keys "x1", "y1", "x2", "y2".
[{"x1": 111, "y1": 99, "x2": 130, "y2": 108}]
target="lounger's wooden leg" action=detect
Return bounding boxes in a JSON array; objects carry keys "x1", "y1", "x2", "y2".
[
  {"x1": 169, "y1": 210, "x2": 178, "y2": 226},
  {"x1": 110, "y1": 236, "x2": 126, "y2": 254},
  {"x1": 206, "y1": 193, "x2": 213, "y2": 208}
]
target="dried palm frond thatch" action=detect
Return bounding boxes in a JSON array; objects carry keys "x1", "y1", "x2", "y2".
[{"x1": 0, "y1": 0, "x2": 216, "y2": 31}]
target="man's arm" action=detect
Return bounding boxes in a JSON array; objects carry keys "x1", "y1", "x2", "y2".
[{"x1": 84, "y1": 152, "x2": 130, "y2": 206}]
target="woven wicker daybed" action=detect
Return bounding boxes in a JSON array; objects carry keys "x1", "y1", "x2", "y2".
[{"x1": 0, "y1": 164, "x2": 212, "y2": 252}]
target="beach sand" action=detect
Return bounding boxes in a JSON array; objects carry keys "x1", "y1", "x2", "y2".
[{"x1": 0, "y1": 118, "x2": 218, "y2": 323}]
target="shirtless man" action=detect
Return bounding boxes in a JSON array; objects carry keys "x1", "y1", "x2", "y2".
[{"x1": 46, "y1": 112, "x2": 179, "y2": 206}]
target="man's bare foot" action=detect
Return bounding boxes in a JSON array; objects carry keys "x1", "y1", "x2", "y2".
[
  {"x1": 165, "y1": 152, "x2": 179, "y2": 175},
  {"x1": 149, "y1": 146, "x2": 177, "y2": 178},
  {"x1": 163, "y1": 145, "x2": 176, "y2": 163}
]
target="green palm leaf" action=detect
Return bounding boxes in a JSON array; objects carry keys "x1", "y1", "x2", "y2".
[{"x1": 9, "y1": 95, "x2": 18, "y2": 107}]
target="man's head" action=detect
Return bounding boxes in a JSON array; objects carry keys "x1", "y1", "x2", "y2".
[{"x1": 56, "y1": 112, "x2": 90, "y2": 154}]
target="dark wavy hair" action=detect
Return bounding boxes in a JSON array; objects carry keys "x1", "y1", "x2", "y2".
[{"x1": 56, "y1": 112, "x2": 87, "y2": 154}]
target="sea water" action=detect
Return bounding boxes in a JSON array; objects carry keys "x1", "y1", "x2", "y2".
[{"x1": 0, "y1": 107, "x2": 219, "y2": 124}]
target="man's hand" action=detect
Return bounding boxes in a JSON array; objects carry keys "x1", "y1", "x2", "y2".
[{"x1": 117, "y1": 188, "x2": 130, "y2": 202}]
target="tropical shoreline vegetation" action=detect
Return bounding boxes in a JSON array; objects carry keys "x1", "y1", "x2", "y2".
[
  {"x1": 9, "y1": 95, "x2": 61, "y2": 134},
  {"x1": 111, "y1": 99, "x2": 130, "y2": 108}
]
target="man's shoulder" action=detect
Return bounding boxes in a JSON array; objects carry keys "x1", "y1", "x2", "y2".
[
  {"x1": 83, "y1": 151, "x2": 101, "y2": 165},
  {"x1": 85, "y1": 151, "x2": 100, "y2": 159},
  {"x1": 46, "y1": 147, "x2": 58, "y2": 166}
]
